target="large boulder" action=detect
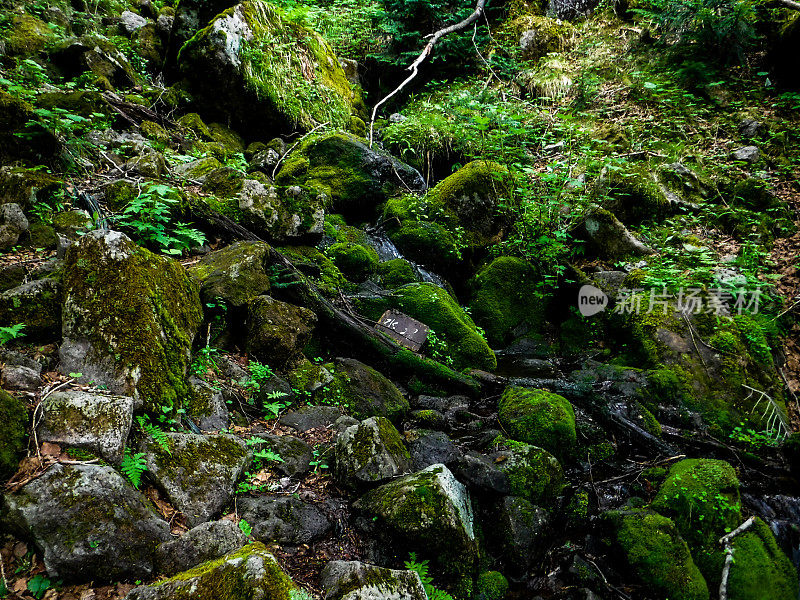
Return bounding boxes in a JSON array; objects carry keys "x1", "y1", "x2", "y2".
[
  {"x1": 581, "y1": 207, "x2": 654, "y2": 258},
  {"x1": 177, "y1": 1, "x2": 365, "y2": 135},
  {"x1": 491, "y1": 438, "x2": 565, "y2": 505},
  {"x1": 59, "y1": 231, "x2": 203, "y2": 414},
  {"x1": 335, "y1": 417, "x2": 412, "y2": 488},
  {"x1": 0, "y1": 167, "x2": 62, "y2": 212},
  {"x1": 490, "y1": 496, "x2": 550, "y2": 572},
  {"x1": 0, "y1": 278, "x2": 61, "y2": 340},
  {"x1": 155, "y1": 520, "x2": 249, "y2": 576},
  {"x1": 497, "y1": 387, "x2": 576, "y2": 459},
  {"x1": 140, "y1": 433, "x2": 250, "y2": 527},
  {"x1": 605, "y1": 509, "x2": 709, "y2": 600},
  {"x1": 36, "y1": 390, "x2": 134, "y2": 465},
  {"x1": 333, "y1": 358, "x2": 409, "y2": 423},
  {"x1": 187, "y1": 241, "x2": 272, "y2": 309},
  {"x1": 0, "y1": 388, "x2": 27, "y2": 479},
  {"x1": 0, "y1": 203, "x2": 29, "y2": 249},
  {"x1": 246, "y1": 295, "x2": 317, "y2": 368},
  {"x1": 126, "y1": 543, "x2": 295, "y2": 600},
  {"x1": 237, "y1": 495, "x2": 332, "y2": 544},
  {"x1": 238, "y1": 180, "x2": 325, "y2": 244},
  {"x1": 354, "y1": 464, "x2": 478, "y2": 590},
  {"x1": 1, "y1": 464, "x2": 171, "y2": 582},
  {"x1": 320, "y1": 560, "x2": 428, "y2": 600},
  {"x1": 275, "y1": 132, "x2": 425, "y2": 217}
]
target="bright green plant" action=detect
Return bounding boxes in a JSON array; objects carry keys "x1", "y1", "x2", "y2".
[
  {"x1": 137, "y1": 415, "x2": 171, "y2": 455},
  {"x1": 238, "y1": 518, "x2": 253, "y2": 536},
  {"x1": 403, "y1": 553, "x2": 455, "y2": 600},
  {"x1": 0, "y1": 323, "x2": 26, "y2": 346},
  {"x1": 116, "y1": 183, "x2": 206, "y2": 255},
  {"x1": 121, "y1": 448, "x2": 148, "y2": 489}
]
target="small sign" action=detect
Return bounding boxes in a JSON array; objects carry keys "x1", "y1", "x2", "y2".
[{"x1": 375, "y1": 310, "x2": 429, "y2": 351}]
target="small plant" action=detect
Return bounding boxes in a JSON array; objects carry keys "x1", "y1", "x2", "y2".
[
  {"x1": 121, "y1": 448, "x2": 148, "y2": 489},
  {"x1": 238, "y1": 518, "x2": 253, "y2": 536},
  {"x1": 404, "y1": 553, "x2": 455, "y2": 600},
  {"x1": 424, "y1": 329, "x2": 454, "y2": 368},
  {"x1": 245, "y1": 360, "x2": 276, "y2": 393},
  {"x1": 0, "y1": 323, "x2": 26, "y2": 346},
  {"x1": 26, "y1": 574, "x2": 52, "y2": 599},
  {"x1": 137, "y1": 415, "x2": 171, "y2": 455},
  {"x1": 116, "y1": 183, "x2": 206, "y2": 256}
]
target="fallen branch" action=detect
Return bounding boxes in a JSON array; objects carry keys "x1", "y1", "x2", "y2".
[
  {"x1": 719, "y1": 517, "x2": 756, "y2": 600},
  {"x1": 779, "y1": 0, "x2": 800, "y2": 10},
  {"x1": 368, "y1": 0, "x2": 487, "y2": 146}
]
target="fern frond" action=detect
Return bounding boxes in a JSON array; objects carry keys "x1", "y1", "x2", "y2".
[{"x1": 121, "y1": 448, "x2": 148, "y2": 489}]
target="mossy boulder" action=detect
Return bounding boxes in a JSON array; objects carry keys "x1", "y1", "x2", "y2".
[
  {"x1": 126, "y1": 542, "x2": 295, "y2": 600},
  {"x1": 333, "y1": 357, "x2": 410, "y2": 423},
  {"x1": 499, "y1": 14, "x2": 575, "y2": 60},
  {"x1": 59, "y1": 231, "x2": 203, "y2": 414},
  {"x1": 0, "y1": 278, "x2": 62, "y2": 339},
  {"x1": 582, "y1": 207, "x2": 654, "y2": 258},
  {"x1": 237, "y1": 180, "x2": 325, "y2": 245},
  {"x1": 358, "y1": 283, "x2": 495, "y2": 372},
  {"x1": 188, "y1": 241, "x2": 272, "y2": 308},
  {"x1": 498, "y1": 387, "x2": 576, "y2": 459},
  {"x1": 491, "y1": 438, "x2": 565, "y2": 506},
  {"x1": 1, "y1": 463, "x2": 171, "y2": 582},
  {"x1": 328, "y1": 242, "x2": 378, "y2": 282},
  {"x1": 0, "y1": 166, "x2": 62, "y2": 212},
  {"x1": 353, "y1": 464, "x2": 478, "y2": 592},
  {"x1": 473, "y1": 571, "x2": 509, "y2": 600},
  {"x1": 605, "y1": 509, "x2": 709, "y2": 600},
  {"x1": 0, "y1": 388, "x2": 27, "y2": 480},
  {"x1": 650, "y1": 458, "x2": 741, "y2": 582},
  {"x1": 424, "y1": 160, "x2": 513, "y2": 252},
  {"x1": 0, "y1": 90, "x2": 60, "y2": 164},
  {"x1": 178, "y1": 1, "x2": 366, "y2": 136},
  {"x1": 246, "y1": 295, "x2": 317, "y2": 368},
  {"x1": 388, "y1": 221, "x2": 461, "y2": 272},
  {"x1": 201, "y1": 166, "x2": 245, "y2": 197},
  {"x1": 377, "y1": 258, "x2": 418, "y2": 288},
  {"x1": 490, "y1": 496, "x2": 550, "y2": 572},
  {"x1": 174, "y1": 156, "x2": 223, "y2": 181},
  {"x1": 51, "y1": 35, "x2": 139, "y2": 89},
  {"x1": 725, "y1": 517, "x2": 798, "y2": 600},
  {"x1": 2, "y1": 13, "x2": 52, "y2": 57},
  {"x1": 320, "y1": 560, "x2": 427, "y2": 600},
  {"x1": 468, "y1": 256, "x2": 544, "y2": 347},
  {"x1": 334, "y1": 416, "x2": 412, "y2": 488},
  {"x1": 141, "y1": 433, "x2": 250, "y2": 527},
  {"x1": 275, "y1": 132, "x2": 425, "y2": 217}
]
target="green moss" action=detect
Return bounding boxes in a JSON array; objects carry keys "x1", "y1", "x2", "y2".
[
  {"x1": 280, "y1": 245, "x2": 350, "y2": 296},
  {"x1": 177, "y1": 113, "x2": 213, "y2": 140},
  {"x1": 497, "y1": 14, "x2": 574, "y2": 59},
  {"x1": 62, "y1": 234, "x2": 203, "y2": 414},
  {"x1": 0, "y1": 388, "x2": 27, "y2": 480},
  {"x1": 3, "y1": 14, "x2": 52, "y2": 57},
  {"x1": 492, "y1": 437, "x2": 565, "y2": 505},
  {"x1": 498, "y1": 387, "x2": 576, "y2": 459},
  {"x1": 389, "y1": 221, "x2": 460, "y2": 271},
  {"x1": 726, "y1": 517, "x2": 798, "y2": 600},
  {"x1": 651, "y1": 458, "x2": 741, "y2": 584},
  {"x1": 389, "y1": 283, "x2": 495, "y2": 372},
  {"x1": 202, "y1": 167, "x2": 245, "y2": 197},
  {"x1": 327, "y1": 242, "x2": 378, "y2": 283},
  {"x1": 607, "y1": 510, "x2": 709, "y2": 600},
  {"x1": 473, "y1": 571, "x2": 508, "y2": 600},
  {"x1": 0, "y1": 167, "x2": 62, "y2": 212},
  {"x1": 732, "y1": 178, "x2": 781, "y2": 211},
  {"x1": 468, "y1": 256, "x2": 544, "y2": 347},
  {"x1": 377, "y1": 259, "x2": 417, "y2": 288},
  {"x1": 346, "y1": 416, "x2": 411, "y2": 471}
]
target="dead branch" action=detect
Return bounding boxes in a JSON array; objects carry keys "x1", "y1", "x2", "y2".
[
  {"x1": 779, "y1": 0, "x2": 800, "y2": 10},
  {"x1": 719, "y1": 517, "x2": 756, "y2": 600},
  {"x1": 368, "y1": 0, "x2": 487, "y2": 146}
]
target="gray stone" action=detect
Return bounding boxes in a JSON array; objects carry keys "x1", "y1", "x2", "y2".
[
  {"x1": 0, "y1": 277, "x2": 62, "y2": 338},
  {"x1": 187, "y1": 376, "x2": 230, "y2": 431},
  {"x1": 141, "y1": 433, "x2": 250, "y2": 527},
  {"x1": 452, "y1": 450, "x2": 510, "y2": 494},
  {"x1": 155, "y1": 520, "x2": 248, "y2": 576},
  {"x1": 250, "y1": 433, "x2": 312, "y2": 477},
  {"x1": 414, "y1": 395, "x2": 471, "y2": 426},
  {"x1": 731, "y1": 145, "x2": 760, "y2": 163},
  {"x1": 493, "y1": 496, "x2": 550, "y2": 571},
  {"x1": 238, "y1": 179, "x2": 325, "y2": 244},
  {"x1": 583, "y1": 208, "x2": 654, "y2": 258},
  {"x1": 320, "y1": 560, "x2": 427, "y2": 600},
  {"x1": 238, "y1": 495, "x2": 332, "y2": 545},
  {"x1": 37, "y1": 390, "x2": 134, "y2": 465},
  {"x1": 126, "y1": 543, "x2": 294, "y2": 600},
  {"x1": 120, "y1": 10, "x2": 149, "y2": 33},
  {"x1": 738, "y1": 119, "x2": 765, "y2": 139},
  {"x1": 408, "y1": 430, "x2": 462, "y2": 471},
  {"x1": 335, "y1": 417, "x2": 412, "y2": 488},
  {"x1": 334, "y1": 358, "x2": 409, "y2": 423},
  {"x1": 187, "y1": 240, "x2": 272, "y2": 308},
  {"x1": 1, "y1": 463, "x2": 170, "y2": 582},
  {"x1": 280, "y1": 405, "x2": 343, "y2": 432},
  {"x1": 1, "y1": 364, "x2": 40, "y2": 391},
  {"x1": 0, "y1": 203, "x2": 28, "y2": 249},
  {"x1": 247, "y1": 295, "x2": 317, "y2": 368}
]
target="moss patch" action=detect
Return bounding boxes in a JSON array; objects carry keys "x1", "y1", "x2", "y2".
[
  {"x1": 0, "y1": 388, "x2": 27, "y2": 480},
  {"x1": 498, "y1": 387, "x2": 576, "y2": 459}
]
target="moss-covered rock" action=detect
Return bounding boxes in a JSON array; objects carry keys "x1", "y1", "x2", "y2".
[
  {"x1": 582, "y1": 207, "x2": 654, "y2": 258},
  {"x1": 275, "y1": 132, "x2": 425, "y2": 217},
  {"x1": 51, "y1": 35, "x2": 139, "y2": 89},
  {"x1": 491, "y1": 438, "x2": 565, "y2": 505},
  {"x1": 0, "y1": 90, "x2": 60, "y2": 164},
  {"x1": 605, "y1": 509, "x2": 709, "y2": 600},
  {"x1": 280, "y1": 245, "x2": 349, "y2": 296},
  {"x1": 59, "y1": 231, "x2": 203, "y2": 414},
  {"x1": 473, "y1": 571, "x2": 509, "y2": 600},
  {"x1": 353, "y1": 464, "x2": 478, "y2": 593},
  {"x1": 498, "y1": 387, "x2": 576, "y2": 459},
  {"x1": 498, "y1": 14, "x2": 575, "y2": 60},
  {"x1": 651, "y1": 458, "x2": 741, "y2": 584},
  {"x1": 388, "y1": 221, "x2": 461, "y2": 272},
  {"x1": 327, "y1": 242, "x2": 378, "y2": 282},
  {"x1": 126, "y1": 542, "x2": 295, "y2": 600},
  {"x1": 377, "y1": 258, "x2": 418, "y2": 288},
  {"x1": 320, "y1": 560, "x2": 428, "y2": 600},
  {"x1": 468, "y1": 256, "x2": 544, "y2": 347},
  {"x1": 2, "y1": 13, "x2": 52, "y2": 57},
  {"x1": 237, "y1": 180, "x2": 325, "y2": 244},
  {"x1": 0, "y1": 388, "x2": 27, "y2": 480},
  {"x1": 201, "y1": 166, "x2": 245, "y2": 197},
  {"x1": 358, "y1": 283, "x2": 495, "y2": 372},
  {"x1": 188, "y1": 241, "x2": 272, "y2": 308},
  {"x1": 0, "y1": 278, "x2": 62, "y2": 339},
  {"x1": 335, "y1": 416, "x2": 412, "y2": 488},
  {"x1": 141, "y1": 432, "x2": 250, "y2": 527},
  {"x1": 333, "y1": 357, "x2": 410, "y2": 423},
  {"x1": 178, "y1": 1, "x2": 366, "y2": 136},
  {"x1": 0, "y1": 166, "x2": 62, "y2": 212},
  {"x1": 246, "y1": 295, "x2": 316, "y2": 368},
  {"x1": 726, "y1": 517, "x2": 798, "y2": 600},
  {"x1": 174, "y1": 156, "x2": 223, "y2": 181}
]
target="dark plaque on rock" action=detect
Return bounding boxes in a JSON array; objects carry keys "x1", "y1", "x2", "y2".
[{"x1": 375, "y1": 310, "x2": 429, "y2": 351}]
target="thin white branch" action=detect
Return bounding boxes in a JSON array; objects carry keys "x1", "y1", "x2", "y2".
[
  {"x1": 368, "y1": 0, "x2": 487, "y2": 147},
  {"x1": 719, "y1": 517, "x2": 756, "y2": 600},
  {"x1": 780, "y1": 0, "x2": 800, "y2": 10}
]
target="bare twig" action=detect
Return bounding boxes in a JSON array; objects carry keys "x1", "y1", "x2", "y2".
[
  {"x1": 779, "y1": 0, "x2": 800, "y2": 10},
  {"x1": 368, "y1": 0, "x2": 487, "y2": 146},
  {"x1": 719, "y1": 517, "x2": 756, "y2": 600},
  {"x1": 743, "y1": 384, "x2": 790, "y2": 439},
  {"x1": 271, "y1": 122, "x2": 328, "y2": 179}
]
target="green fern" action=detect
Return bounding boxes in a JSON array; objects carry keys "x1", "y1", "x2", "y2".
[
  {"x1": 121, "y1": 448, "x2": 148, "y2": 489},
  {"x1": 404, "y1": 553, "x2": 456, "y2": 600},
  {"x1": 137, "y1": 415, "x2": 171, "y2": 455}
]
